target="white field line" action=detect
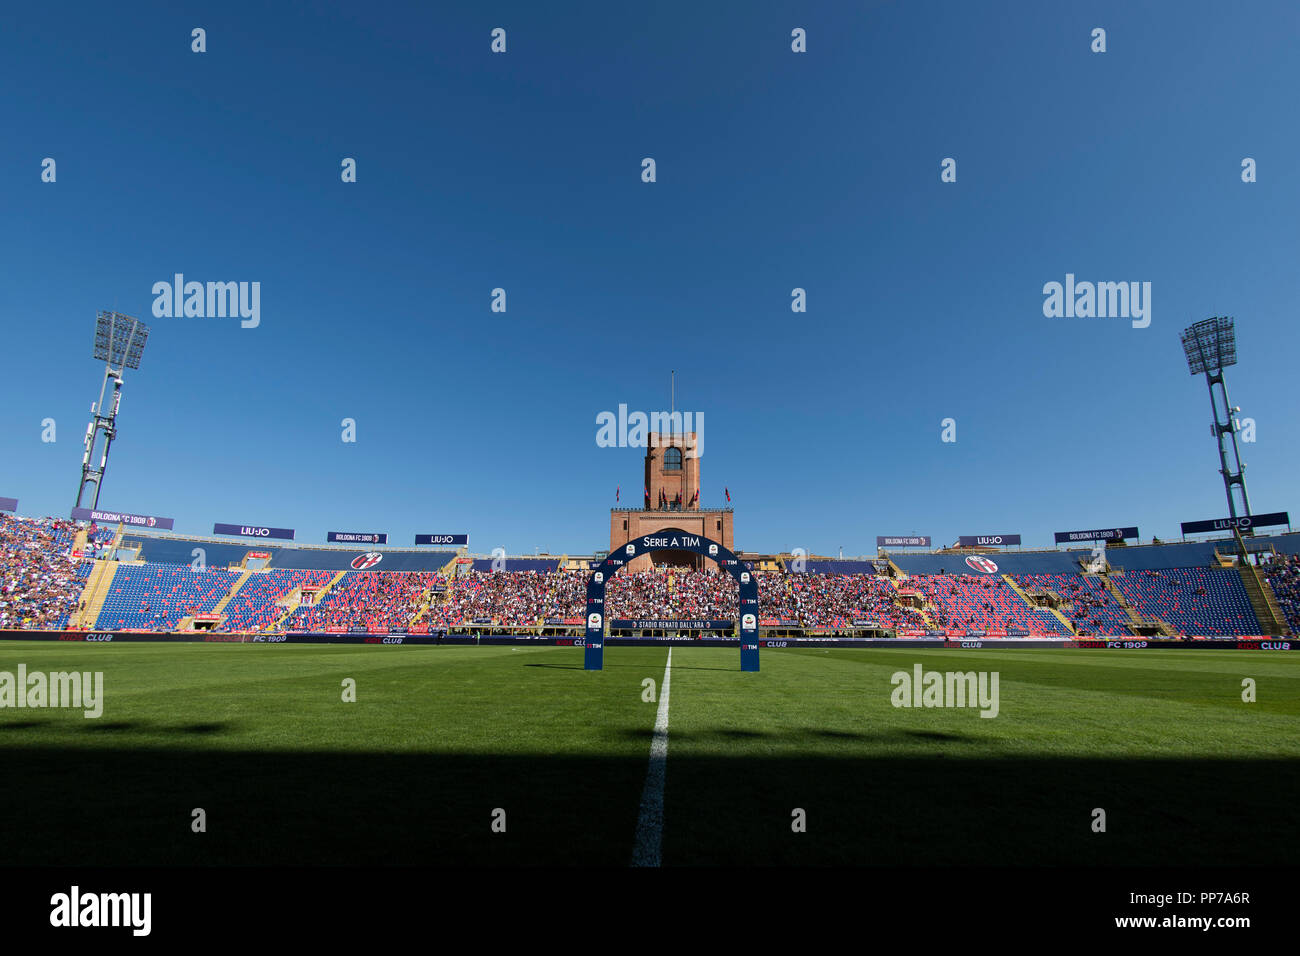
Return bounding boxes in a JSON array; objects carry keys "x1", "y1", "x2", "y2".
[{"x1": 630, "y1": 647, "x2": 672, "y2": 866}]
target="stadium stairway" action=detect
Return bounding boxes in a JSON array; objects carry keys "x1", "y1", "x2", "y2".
[
  {"x1": 1231, "y1": 529, "x2": 1289, "y2": 635},
  {"x1": 1212, "y1": 547, "x2": 1238, "y2": 568},
  {"x1": 210, "y1": 569, "x2": 254, "y2": 621},
  {"x1": 1102, "y1": 573, "x2": 1176, "y2": 636},
  {"x1": 897, "y1": 578, "x2": 939, "y2": 631},
  {"x1": 911, "y1": 601, "x2": 937, "y2": 631},
  {"x1": 408, "y1": 578, "x2": 445, "y2": 626},
  {"x1": 1048, "y1": 602, "x2": 1079, "y2": 635},
  {"x1": 1239, "y1": 563, "x2": 1290, "y2": 635},
  {"x1": 271, "y1": 569, "x2": 349, "y2": 630},
  {"x1": 74, "y1": 560, "x2": 119, "y2": 629},
  {"x1": 1002, "y1": 574, "x2": 1077, "y2": 635}
]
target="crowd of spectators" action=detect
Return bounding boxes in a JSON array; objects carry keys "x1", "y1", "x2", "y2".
[
  {"x1": 0, "y1": 514, "x2": 89, "y2": 629},
  {"x1": 421, "y1": 566, "x2": 931, "y2": 629},
  {"x1": 282, "y1": 571, "x2": 442, "y2": 631},
  {"x1": 758, "y1": 571, "x2": 928, "y2": 629},
  {"x1": 607, "y1": 566, "x2": 739, "y2": 620},
  {"x1": 426, "y1": 569, "x2": 573, "y2": 626},
  {"x1": 6, "y1": 520, "x2": 1287, "y2": 636}
]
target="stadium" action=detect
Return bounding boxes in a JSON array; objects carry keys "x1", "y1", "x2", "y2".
[
  {"x1": 3, "y1": 409, "x2": 1298, "y2": 870},
  {"x1": 2, "y1": 0, "x2": 1298, "y2": 938}
]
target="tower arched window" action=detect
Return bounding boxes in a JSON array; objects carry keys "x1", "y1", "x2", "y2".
[{"x1": 664, "y1": 447, "x2": 683, "y2": 471}]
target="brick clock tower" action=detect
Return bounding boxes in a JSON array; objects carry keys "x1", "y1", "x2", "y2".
[{"x1": 609, "y1": 431, "x2": 734, "y2": 570}]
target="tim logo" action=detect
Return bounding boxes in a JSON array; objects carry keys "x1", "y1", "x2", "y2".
[
  {"x1": 350, "y1": 552, "x2": 383, "y2": 570},
  {"x1": 965, "y1": 556, "x2": 999, "y2": 574},
  {"x1": 588, "y1": 613, "x2": 602, "y2": 629}
]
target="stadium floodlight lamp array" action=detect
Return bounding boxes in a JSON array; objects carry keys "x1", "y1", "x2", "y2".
[
  {"x1": 93, "y1": 311, "x2": 150, "y2": 370},
  {"x1": 1179, "y1": 316, "x2": 1251, "y2": 525},
  {"x1": 74, "y1": 311, "x2": 152, "y2": 513},
  {"x1": 1181, "y1": 316, "x2": 1236, "y2": 376}
]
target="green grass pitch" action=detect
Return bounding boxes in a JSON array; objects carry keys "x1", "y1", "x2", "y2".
[{"x1": 1, "y1": 643, "x2": 1296, "y2": 865}]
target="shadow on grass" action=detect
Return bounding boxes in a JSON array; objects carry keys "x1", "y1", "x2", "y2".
[
  {"x1": 0, "y1": 746, "x2": 1294, "y2": 866},
  {"x1": 523, "y1": 662, "x2": 736, "y2": 672},
  {"x1": 614, "y1": 727, "x2": 981, "y2": 745},
  {"x1": 81, "y1": 721, "x2": 143, "y2": 732},
  {"x1": 904, "y1": 730, "x2": 979, "y2": 743},
  {"x1": 169, "y1": 722, "x2": 236, "y2": 735}
]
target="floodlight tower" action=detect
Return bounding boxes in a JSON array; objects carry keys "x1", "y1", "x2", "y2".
[
  {"x1": 74, "y1": 311, "x2": 150, "y2": 513},
  {"x1": 1180, "y1": 316, "x2": 1251, "y2": 522}
]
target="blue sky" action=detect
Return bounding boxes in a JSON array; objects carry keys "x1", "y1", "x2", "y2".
[{"x1": 1, "y1": 0, "x2": 1297, "y2": 556}]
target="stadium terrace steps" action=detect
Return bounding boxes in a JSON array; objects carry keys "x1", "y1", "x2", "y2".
[
  {"x1": 214, "y1": 569, "x2": 334, "y2": 632},
  {"x1": 1010, "y1": 573, "x2": 1131, "y2": 635},
  {"x1": 210, "y1": 569, "x2": 254, "y2": 619},
  {"x1": 1240, "y1": 564, "x2": 1290, "y2": 635},
  {"x1": 1000, "y1": 574, "x2": 1031, "y2": 602},
  {"x1": 103, "y1": 523, "x2": 127, "y2": 555},
  {"x1": 1100, "y1": 574, "x2": 1168, "y2": 634},
  {"x1": 272, "y1": 570, "x2": 349, "y2": 630},
  {"x1": 1077, "y1": 553, "x2": 1108, "y2": 573},
  {"x1": 993, "y1": 574, "x2": 1076, "y2": 634},
  {"x1": 1003, "y1": 575, "x2": 1079, "y2": 635},
  {"x1": 74, "y1": 559, "x2": 118, "y2": 628},
  {"x1": 910, "y1": 593, "x2": 937, "y2": 631},
  {"x1": 1047, "y1": 605, "x2": 1078, "y2": 635},
  {"x1": 408, "y1": 578, "x2": 445, "y2": 625}
]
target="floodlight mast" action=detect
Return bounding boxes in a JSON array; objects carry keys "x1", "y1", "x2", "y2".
[
  {"x1": 1180, "y1": 316, "x2": 1251, "y2": 524},
  {"x1": 74, "y1": 311, "x2": 150, "y2": 514}
]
